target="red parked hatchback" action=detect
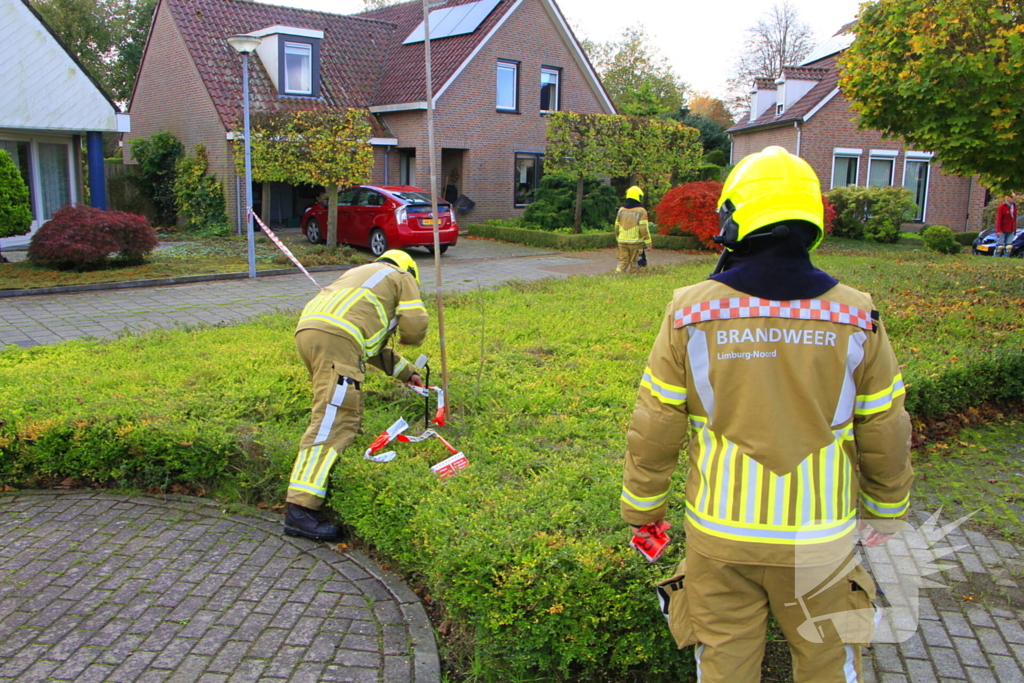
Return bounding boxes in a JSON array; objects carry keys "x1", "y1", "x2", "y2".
[{"x1": 300, "y1": 185, "x2": 458, "y2": 256}]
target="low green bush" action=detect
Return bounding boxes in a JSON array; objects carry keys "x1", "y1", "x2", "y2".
[
  {"x1": 826, "y1": 185, "x2": 917, "y2": 243},
  {"x1": 1, "y1": 249, "x2": 1021, "y2": 681},
  {"x1": 954, "y1": 231, "x2": 981, "y2": 247},
  {"x1": 921, "y1": 225, "x2": 961, "y2": 254},
  {"x1": 468, "y1": 222, "x2": 699, "y2": 251}
]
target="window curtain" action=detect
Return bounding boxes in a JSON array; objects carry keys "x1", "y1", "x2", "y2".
[{"x1": 38, "y1": 142, "x2": 70, "y2": 220}]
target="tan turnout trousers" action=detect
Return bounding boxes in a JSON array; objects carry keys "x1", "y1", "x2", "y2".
[
  {"x1": 660, "y1": 550, "x2": 876, "y2": 683},
  {"x1": 616, "y1": 243, "x2": 644, "y2": 274},
  {"x1": 289, "y1": 330, "x2": 365, "y2": 509}
]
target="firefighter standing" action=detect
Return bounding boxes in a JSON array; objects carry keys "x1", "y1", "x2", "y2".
[
  {"x1": 621, "y1": 147, "x2": 912, "y2": 682},
  {"x1": 287, "y1": 250, "x2": 428, "y2": 540},
  {"x1": 615, "y1": 185, "x2": 652, "y2": 273}
]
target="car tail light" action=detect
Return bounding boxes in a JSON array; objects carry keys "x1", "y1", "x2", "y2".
[{"x1": 394, "y1": 206, "x2": 407, "y2": 225}]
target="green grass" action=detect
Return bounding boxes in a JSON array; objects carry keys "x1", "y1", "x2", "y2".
[
  {"x1": 0, "y1": 235, "x2": 367, "y2": 291},
  {"x1": 0, "y1": 245, "x2": 1022, "y2": 681},
  {"x1": 913, "y1": 421, "x2": 1024, "y2": 545}
]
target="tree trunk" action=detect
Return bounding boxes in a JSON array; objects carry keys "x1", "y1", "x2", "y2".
[
  {"x1": 327, "y1": 184, "x2": 339, "y2": 248},
  {"x1": 260, "y1": 181, "x2": 272, "y2": 231},
  {"x1": 573, "y1": 176, "x2": 584, "y2": 234}
]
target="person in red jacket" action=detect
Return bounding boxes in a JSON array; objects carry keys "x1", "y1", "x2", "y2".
[{"x1": 995, "y1": 195, "x2": 1018, "y2": 257}]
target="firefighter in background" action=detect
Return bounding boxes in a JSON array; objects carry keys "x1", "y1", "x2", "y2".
[
  {"x1": 621, "y1": 147, "x2": 912, "y2": 682},
  {"x1": 615, "y1": 185, "x2": 652, "y2": 273},
  {"x1": 287, "y1": 250, "x2": 428, "y2": 540}
]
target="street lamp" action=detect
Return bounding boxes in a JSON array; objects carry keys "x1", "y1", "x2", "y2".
[{"x1": 227, "y1": 33, "x2": 262, "y2": 278}]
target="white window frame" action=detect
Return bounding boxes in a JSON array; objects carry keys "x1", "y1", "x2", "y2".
[
  {"x1": 0, "y1": 132, "x2": 77, "y2": 234},
  {"x1": 867, "y1": 149, "x2": 897, "y2": 188},
  {"x1": 830, "y1": 148, "x2": 862, "y2": 189},
  {"x1": 283, "y1": 41, "x2": 313, "y2": 95},
  {"x1": 496, "y1": 60, "x2": 518, "y2": 112},
  {"x1": 903, "y1": 152, "x2": 934, "y2": 223},
  {"x1": 540, "y1": 67, "x2": 560, "y2": 113}
]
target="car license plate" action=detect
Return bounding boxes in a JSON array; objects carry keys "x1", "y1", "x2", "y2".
[
  {"x1": 421, "y1": 218, "x2": 433, "y2": 226},
  {"x1": 977, "y1": 245, "x2": 990, "y2": 252}
]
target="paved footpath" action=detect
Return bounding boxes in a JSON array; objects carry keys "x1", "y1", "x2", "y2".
[
  {"x1": 3, "y1": 239, "x2": 1024, "y2": 681},
  {"x1": 0, "y1": 491, "x2": 437, "y2": 683}
]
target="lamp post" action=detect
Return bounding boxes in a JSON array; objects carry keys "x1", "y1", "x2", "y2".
[{"x1": 227, "y1": 33, "x2": 262, "y2": 278}]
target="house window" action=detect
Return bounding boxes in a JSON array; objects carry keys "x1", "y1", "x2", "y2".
[
  {"x1": 283, "y1": 41, "x2": 313, "y2": 95},
  {"x1": 904, "y1": 158, "x2": 931, "y2": 222},
  {"x1": 514, "y1": 152, "x2": 542, "y2": 206},
  {"x1": 38, "y1": 142, "x2": 71, "y2": 220},
  {"x1": 868, "y1": 150, "x2": 897, "y2": 188},
  {"x1": 831, "y1": 151, "x2": 860, "y2": 188},
  {"x1": 497, "y1": 60, "x2": 519, "y2": 112},
  {"x1": 540, "y1": 67, "x2": 560, "y2": 113}
]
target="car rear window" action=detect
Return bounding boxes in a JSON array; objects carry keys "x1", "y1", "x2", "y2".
[
  {"x1": 406, "y1": 203, "x2": 451, "y2": 214},
  {"x1": 388, "y1": 191, "x2": 434, "y2": 203}
]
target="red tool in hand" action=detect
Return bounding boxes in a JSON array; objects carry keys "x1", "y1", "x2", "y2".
[{"x1": 630, "y1": 520, "x2": 672, "y2": 562}]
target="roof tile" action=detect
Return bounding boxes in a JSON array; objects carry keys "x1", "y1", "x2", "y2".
[{"x1": 729, "y1": 54, "x2": 840, "y2": 133}]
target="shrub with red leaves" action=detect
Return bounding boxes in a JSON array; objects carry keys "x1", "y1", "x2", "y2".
[
  {"x1": 822, "y1": 194, "x2": 836, "y2": 235},
  {"x1": 655, "y1": 180, "x2": 723, "y2": 250},
  {"x1": 28, "y1": 205, "x2": 159, "y2": 271}
]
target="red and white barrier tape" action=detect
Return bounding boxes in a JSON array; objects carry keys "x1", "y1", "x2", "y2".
[
  {"x1": 407, "y1": 384, "x2": 446, "y2": 427},
  {"x1": 363, "y1": 411, "x2": 468, "y2": 479},
  {"x1": 248, "y1": 208, "x2": 323, "y2": 291}
]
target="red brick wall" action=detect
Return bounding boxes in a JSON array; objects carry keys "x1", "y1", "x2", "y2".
[
  {"x1": 730, "y1": 126, "x2": 799, "y2": 164},
  {"x1": 795, "y1": 92, "x2": 983, "y2": 231},
  {"x1": 379, "y1": 0, "x2": 611, "y2": 223},
  {"x1": 124, "y1": 0, "x2": 240, "y2": 226}
]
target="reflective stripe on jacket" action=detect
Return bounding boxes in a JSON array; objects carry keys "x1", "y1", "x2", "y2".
[
  {"x1": 621, "y1": 280, "x2": 913, "y2": 566},
  {"x1": 615, "y1": 207, "x2": 652, "y2": 246},
  {"x1": 296, "y1": 263, "x2": 428, "y2": 377}
]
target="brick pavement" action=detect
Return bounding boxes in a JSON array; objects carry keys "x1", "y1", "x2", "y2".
[{"x1": 0, "y1": 491, "x2": 438, "y2": 683}]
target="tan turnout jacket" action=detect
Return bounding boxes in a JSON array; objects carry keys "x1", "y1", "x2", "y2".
[
  {"x1": 295, "y1": 262, "x2": 428, "y2": 382},
  {"x1": 621, "y1": 279, "x2": 913, "y2": 566},
  {"x1": 615, "y1": 206, "x2": 652, "y2": 246}
]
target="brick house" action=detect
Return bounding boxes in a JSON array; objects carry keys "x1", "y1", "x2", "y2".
[
  {"x1": 125, "y1": 0, "x2": 615, "y2": 230},
  {"x1": 728, "y1": 28, "x2": 986, "y2": 232},
  {"x1": 1, "y1": 0, "x2": 129, "y2": 251}
]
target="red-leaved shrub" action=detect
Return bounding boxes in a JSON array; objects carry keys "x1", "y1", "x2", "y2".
[
  {"x1": 28, "y1": 204, "x2": 159, "y2": 270},
  {"x1": 822, "y1": 194, "x2": 836, "y2": 235},
  {"x1": 655, "y1": 180, "x2": 723, "y2": 250}
]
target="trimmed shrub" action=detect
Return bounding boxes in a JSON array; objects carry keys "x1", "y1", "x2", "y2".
[
  {"x1": 704, "y1": 149, "x2": 727, "y2": 166},
  {"x1": 27, "y1": 205, "x2": 159, "y2": 270},
  {"x1": 129, "y1": 131, "x2": 184, "y2": 227},
  {"x1": 522, "y1": 175, "x2": 619, "y2": 231},
  {"x1": 826, "y1": 185, "x2": 917, "y2": 243},
  {"x1": 954, "y1": 231, "x2": 980, "y2": 247},
  {"x1": 654, "y1": 180, "x2": 722, "y2": 249},
  {"x1": 922, "y1": 225, "x2": 961, "y2": 254},
  {"x1": 468, "y1": 222, "x2": 698, "y2": 251},
  {"x1": 982, "y1": 200, "x2": 998, "y2": 232},
  {"x1": 0, "y1": 149, "x2": 32, "y2": 245},
  {"x1": 173, "y1": 144, "x2": 227, "y2": 232}
]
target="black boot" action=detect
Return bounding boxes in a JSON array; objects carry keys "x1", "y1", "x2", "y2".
[{"x1": 284, "y1": 503, "x2": 342, "y2": 541}]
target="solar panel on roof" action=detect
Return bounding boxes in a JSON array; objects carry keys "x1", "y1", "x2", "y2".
[{"x1": 402, "y1": 0, "x2": 502, "y2": 45}]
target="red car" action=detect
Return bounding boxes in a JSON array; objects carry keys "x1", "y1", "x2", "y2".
[{"x1": 301, "y1": 185, "x2": 458, "y2": 256}]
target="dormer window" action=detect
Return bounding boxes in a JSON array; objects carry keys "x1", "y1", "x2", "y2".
[
  {"x1": 776, "y1": 103, "x2": 784, "y2": 116},
  {"x1": 250, "y1": 26, "x2": 323, "y2": 98},
  {"x1": 284, "y1": 42, "x2": 312, "y2": 94}
]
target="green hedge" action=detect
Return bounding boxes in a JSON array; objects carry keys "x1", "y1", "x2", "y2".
[
  {"x1": 954, "y1": 231, "x2": 981, "y2": 247},
  {"x1": 1, "y1": 250, "x2": 1022, "y2": 681},
  {"x1": 468, "y1": 222, "x2": 700, "y2": 251}
]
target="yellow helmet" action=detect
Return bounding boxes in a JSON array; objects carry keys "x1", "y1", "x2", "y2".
[
  {"x1": 716, "y1": 146, "x2": 824, "y2": 250},
  {"x1": 625, "y1": 185, "x2": 644, "y2": 202},
  {"x1": 377, "y1": 249, "x2": 419, "y2": 283}
]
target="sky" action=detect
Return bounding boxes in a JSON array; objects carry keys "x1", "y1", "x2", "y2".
[{"x1": 257, "y1": 0, "x2": 866, "y2": 98}]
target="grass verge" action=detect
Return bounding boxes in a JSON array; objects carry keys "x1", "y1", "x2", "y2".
[
  {"x1": 0, "y1": 235, "x2": 367, "y2": 291},
  {"x1": 0, "y1": 245, "x2": 1022, "y2": 681}
]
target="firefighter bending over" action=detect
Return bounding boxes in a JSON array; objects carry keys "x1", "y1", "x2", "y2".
[
  {"x1": 621, "y1": 146, "x2": 912, "y2": 682},
  {"x1": 287, "y1": 250, "x2": 428, "y2": 540}
]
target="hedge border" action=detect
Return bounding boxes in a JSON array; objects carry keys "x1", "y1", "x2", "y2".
[{"x1": 467, "y1": 223, "x2": 701, "y2": 251}]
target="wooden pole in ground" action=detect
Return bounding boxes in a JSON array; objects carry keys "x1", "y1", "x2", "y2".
[{"x1": 422, "y1": 0, "x2": 450, "y2": 420}]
